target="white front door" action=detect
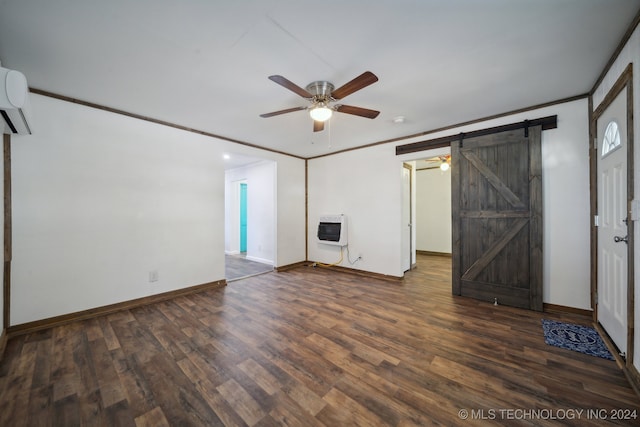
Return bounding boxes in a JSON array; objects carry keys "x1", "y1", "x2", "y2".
[{"x1": 597, "y1": 87, "x2": 628, "y2": 354}]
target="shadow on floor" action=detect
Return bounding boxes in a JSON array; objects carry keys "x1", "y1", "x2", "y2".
[{"x1": 225, "y1": 253, "x2": 273, "y2": 281}]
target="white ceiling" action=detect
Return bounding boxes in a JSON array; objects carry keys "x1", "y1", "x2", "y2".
[{"x1": 1, "y1": 0, "x2": 638, "y2": 163}]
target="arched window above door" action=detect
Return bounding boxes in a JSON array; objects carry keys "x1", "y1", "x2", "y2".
[{"x1": 601, "y1": 120, "x2": 621, "y2": 157}]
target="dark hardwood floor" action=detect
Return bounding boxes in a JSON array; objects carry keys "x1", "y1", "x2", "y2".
[
  {"x1": 0, "y1": 255, "x2": 638, "y2": 426},
  {"x1": 225, "y1": 254, "x2": 273, "y2": 281}
]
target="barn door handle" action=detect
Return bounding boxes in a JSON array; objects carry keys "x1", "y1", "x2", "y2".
[{"x1": 614, "y1": 235, "x2": 628, "y2": 244}]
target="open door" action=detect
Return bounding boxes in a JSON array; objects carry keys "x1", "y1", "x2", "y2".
[
  {"x1": 451, "y1": 126, "x2": 543, "y2": 310},
  {"x1": 596, "y1": 88, "x2": 629, "y2": 355},
  {"x1": 593, "y1": 65, "x2": 634, "y2": 361}
]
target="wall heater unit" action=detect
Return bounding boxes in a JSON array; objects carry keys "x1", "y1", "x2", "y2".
[{"x1": 317, "y1": 214, "x2": 348, "y2": 246}]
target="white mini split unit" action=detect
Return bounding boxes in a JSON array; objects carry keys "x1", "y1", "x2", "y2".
[
  {"x1": 0, "y1": 66, "x2": 33, "y2": 135},
  {"x1": 317, "y1": 214, "x2": 348, "y2": 246}
]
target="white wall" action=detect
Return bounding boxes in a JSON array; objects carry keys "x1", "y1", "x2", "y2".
[
  {"x1": 416, "y1": 167, "x2": 452, "y2": 254},
  {"x1": 592, "y1": 22, "x2": 640, "y2": 373},
  {"x1": 246, "y1": 162, "x2": 275, "y2": 264},
  {"x1": 274, "y1": 157, "x2": 306, "y2": 268},
  {"x1": 308, "y1": 144, "x2": 403, "y2": 277},
  {"x1": 225, "y1": 161, "x2": 275, "y2": 265},
  {"x1": 310, "y1": 99, "x2": 591, "y2": 307},
  {"x1": 10, "y1": 94, "x2": 306, "y2": 325},
  {"x1": 11, "y1": 95, "x2": 225, "y2": 324}
]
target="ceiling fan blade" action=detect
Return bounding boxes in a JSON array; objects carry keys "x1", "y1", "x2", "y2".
[
  {"x1": 330, "y1": 71, "x2": 378, "y2": 100},
  {"x1": 260, "y1": 106, "x2": 307, "y2": 118},
  {"x1": 425, "y1": 155, "x2": 450, "y2": 162},
  {"x1": 335, "y1": 104, "x2": 380, "y2": 119},
  {"x1": 313, "y1": 120, "x2": 324, "y2": 132},
  {"x1": 268, "y1": 75, "x2": 313, "y2": 98}
]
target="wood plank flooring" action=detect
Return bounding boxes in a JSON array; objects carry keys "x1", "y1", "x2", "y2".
[
  {"x1": 0, "y1": 255, "x2": 638, "y2": 426},
  {"x1": 225, "y1": 254, "x2": 273, "y2": 281}
]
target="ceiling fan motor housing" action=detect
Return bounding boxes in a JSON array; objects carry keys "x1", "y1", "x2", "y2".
[{"x1": 306, "y1": 81, "x2": 335, "y2": 101}]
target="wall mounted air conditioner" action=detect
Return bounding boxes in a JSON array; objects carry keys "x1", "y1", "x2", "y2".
[
  {"x1": 1, "y1": 66, "x2": 33, "y2": 135},
  {"x1": 317, "y1": 214, "x2": 348, "y2": 246}
]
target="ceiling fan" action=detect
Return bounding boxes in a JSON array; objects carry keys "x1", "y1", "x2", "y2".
[
  {"x1": 260, "y1": 71, "x2": 380, "y2": 132},
  {"x1": 422, "y1": 155, "x2": 451, "y2": 171}
]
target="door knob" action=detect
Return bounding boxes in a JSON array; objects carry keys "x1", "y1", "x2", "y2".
[{"x1": 614, "y1": 235, "x2": 628, "y2": 244}]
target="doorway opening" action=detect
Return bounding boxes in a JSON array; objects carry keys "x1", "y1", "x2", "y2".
[
  {"x1": 414, "y1": 155, "x2": 452, "y2": 258},
  {"x1": 224, "y1": 159, "x2": 276, "y2": 281},
  {"x1": 402, "y1": 147, "x2": 452, "y2": 278}
]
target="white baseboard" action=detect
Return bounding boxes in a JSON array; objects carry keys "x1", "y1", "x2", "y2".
[{"x1": 245, "y1": 255, "x2": 273, "y2": 265}]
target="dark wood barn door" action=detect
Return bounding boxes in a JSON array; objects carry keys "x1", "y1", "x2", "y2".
[{"x1": 451, "y1": 126, "x2": 543, "y2": 310}]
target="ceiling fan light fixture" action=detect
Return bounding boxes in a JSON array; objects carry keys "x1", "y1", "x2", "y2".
[
  {"x1": 262, "y1": 72, "x2": 379, "y2": 132},
  {"x1": 309, "y1": 106, "x2": 333, "y2": 122}
]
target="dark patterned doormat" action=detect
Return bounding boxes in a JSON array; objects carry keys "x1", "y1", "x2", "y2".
[{"x1": 541, "y1": 319, "x2": 614, "y2": 360}]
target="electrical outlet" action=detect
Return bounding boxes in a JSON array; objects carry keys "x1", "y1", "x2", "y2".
[{"x1": 149, "y1": 270, "x2": 159, "y2": 282}]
